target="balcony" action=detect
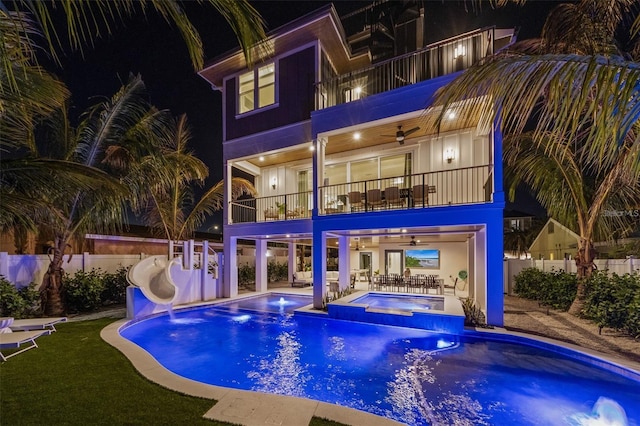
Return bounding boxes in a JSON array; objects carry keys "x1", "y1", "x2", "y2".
[
  {"x1": 316, "y1": 27, "x2": 501, "y2": 110},
  {"x1": 229, "y1": 165, "x2": 493, "y2": 224},
  {"x1": 231, "y1": 191, "x2": 313, "y2": 224}
]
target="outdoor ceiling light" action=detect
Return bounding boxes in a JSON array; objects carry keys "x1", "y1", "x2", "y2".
[
  {"x1": 259, "y1": 156, "x2": 265, "y2": 162},
  {"x1": 353, "y1": 132, "x2": 361, "y2": 140}
]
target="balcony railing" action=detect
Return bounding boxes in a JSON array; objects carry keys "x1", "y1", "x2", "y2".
[
  {"x1": 319, "y1": 165, "x2": 493, "y2": 215},
  {"x1": 316, "y1": 27, "x2": 497, "y2": 110},
  {"x1": 229, "y1": 166, "x2": 493, "y2": 224},
  {"x1": 231, "y1": 191, "x2": 313, "y2": 224}
]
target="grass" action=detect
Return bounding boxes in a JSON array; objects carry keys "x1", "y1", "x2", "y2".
[{"x1": 0, "y1": 318, "x2": 344, "y2": 426}]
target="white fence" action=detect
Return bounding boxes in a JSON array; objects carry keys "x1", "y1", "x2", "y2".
[
  {"x1": 503, "y1": 258, "x2": 640, "y2": 295},
  {"x1": 0, "y1": 252, "x2": 145, "y2": 290}
]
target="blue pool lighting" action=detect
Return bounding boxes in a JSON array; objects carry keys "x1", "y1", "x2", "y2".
[{"x1": 120, "y1": 294, "x2": 640, "y2": 426}]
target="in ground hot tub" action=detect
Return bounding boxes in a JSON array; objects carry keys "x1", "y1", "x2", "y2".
[{"x1": 326, "y1": 292, "x2": 465, "y2": 333}]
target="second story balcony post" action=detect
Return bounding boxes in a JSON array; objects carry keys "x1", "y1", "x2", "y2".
[{"x1": 315, "y1": 136, "x2": 327, "y2": 218}]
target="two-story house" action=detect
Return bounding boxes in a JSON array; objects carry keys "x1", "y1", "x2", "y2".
[{"x1": 199, "y1": 2, "x2": 512, "y2": 326}]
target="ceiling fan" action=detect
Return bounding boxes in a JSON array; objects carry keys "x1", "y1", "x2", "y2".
[
  {"x1": 399, "y1": 236, "x2": 429, "y2": 247},
  {"x1": 382, "y1": 125, "x2": 420, "y2": 145}
]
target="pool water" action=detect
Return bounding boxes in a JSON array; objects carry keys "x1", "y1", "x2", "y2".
[
  {"x1": 120, "y1": 299, "x2": 640, "y2": 425},
  {"x1": 351, "y1": 293, "x2": 445, "y2": 311},
  {"x1": 215, "y1": 293, "x2": 312, "y2": 314}
]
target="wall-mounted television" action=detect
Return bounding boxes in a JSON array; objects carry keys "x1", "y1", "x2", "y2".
[{"x1": 405, "y1": 249, "x2": 440, "y2": 269}]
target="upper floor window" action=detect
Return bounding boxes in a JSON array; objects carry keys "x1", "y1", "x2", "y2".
[{"x1": 238, "y1": 63, "x2": 275, "y2": 114}]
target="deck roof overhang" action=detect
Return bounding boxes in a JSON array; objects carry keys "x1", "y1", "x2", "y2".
[{"x1": 199, "y1": 4, "x2": 370, "y2": 88}]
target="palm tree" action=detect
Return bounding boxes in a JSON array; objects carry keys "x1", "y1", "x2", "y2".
[
  {"x1": 133, "y1": 114, "x2": 256, "y2": 241},
  {"x1": 432, "y1": 0, "x2": 640, "y2": 314},
  {"x1": 2, "y1": 0, "x2": 266, "y2": 87},
  {"x1": 33, "y1": 75, "x2": 166, "y2": 315}
]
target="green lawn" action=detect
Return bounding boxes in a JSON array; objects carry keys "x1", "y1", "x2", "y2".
[{"x1": 0, "y1": 318, "x2": 343, "y2": 426}]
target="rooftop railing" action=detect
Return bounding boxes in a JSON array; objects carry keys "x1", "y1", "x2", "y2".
[{"x1": 316, "y1": 27, "x2": 497, "y2": 110}]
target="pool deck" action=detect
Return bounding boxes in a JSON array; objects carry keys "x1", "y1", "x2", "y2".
[{"x1": 98, "y1": 286, "x2": 640, "y2": 426}]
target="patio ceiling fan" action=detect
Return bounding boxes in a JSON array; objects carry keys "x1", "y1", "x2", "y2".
[
  {"x1": 382, "y1": 125, "x2": 420, "y2": 145},
  {"x1": 399, "y1": 236, "x2": 429, "y2": 247}
]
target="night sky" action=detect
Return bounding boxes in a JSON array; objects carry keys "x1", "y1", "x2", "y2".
[{"x1": 44, "y1": 1, "x2": 558, "y2": 224}]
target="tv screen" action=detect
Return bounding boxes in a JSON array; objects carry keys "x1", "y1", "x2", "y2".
[{"x1": 405, "y1": 249, "x2": 440, "y2": 269}]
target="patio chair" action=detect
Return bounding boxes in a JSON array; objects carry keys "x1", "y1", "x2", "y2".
[
  {"x1": 384, "y1": 186, "x2": 404, "y2": 208},
  {"x1": 348, "y1": 191, "x2": 364, "y2": 211},
  {"x1": 0, "y1": 330, "x2": 51, "y2": 361},
  {"x1": 10, "y1": 317, "x2": 67, "y2": 333},
  {"x1": 367, "y1": 188, "x2": 385, "y2": 210},
  {"x1": 264, "y1": 207, "x2": 280, "y2": 220},
  {"x1": 413, "y1": 184, "x2": 428, "y2": 207}
]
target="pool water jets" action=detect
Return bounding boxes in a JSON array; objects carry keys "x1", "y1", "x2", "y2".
[{"x1": 120, "y1": 294, "x2": 640, "y2": 426}]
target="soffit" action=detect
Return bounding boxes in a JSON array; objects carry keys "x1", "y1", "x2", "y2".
[{"x1": 199, "y1": 11, "x2": 370, "y2": 88}]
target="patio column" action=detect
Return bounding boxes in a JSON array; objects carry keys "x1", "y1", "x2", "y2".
[
  {"x1": 338, "y1": 235, "x2": 349, "y2": 291},
  {"x1": 225, "y1": 236, "x2": 238, "y2": 298},
  {"x1": 485, "y1": 216, "x2": 504, "y2": 327},
  {"x1": 313, "y1": 230, "x2": 327, "y2": 309},
  {"x1": 288, "y1": 242, "x2": 296, "y2": 283},
  {"x1": 255, "y1": 239, "x2": 268, "y2": 293}
]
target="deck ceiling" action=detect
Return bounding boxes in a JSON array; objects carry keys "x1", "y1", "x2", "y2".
[
  {"x1": 242, "y1": 109, "x2": 482, "y2": 168},
  {"x1": 243, "y1": 225, "x2": 481, "y2": 246}
]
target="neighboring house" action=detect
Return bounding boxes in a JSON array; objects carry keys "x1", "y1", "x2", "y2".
[
  {"x1": 503, "y1": 209, "x2": 535, "y2": 232},
  {"x1": 199, "y1": 3, "x2": 514, "y2": 325},
  {"x1": 529, "y1": 218, "x2": 580, "y2": 260}
]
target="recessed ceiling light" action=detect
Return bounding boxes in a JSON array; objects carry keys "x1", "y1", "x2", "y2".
[
  {"x1": 259, "y1": 156, "x2": 265, "y2": 161},
  {"x1": 401, "y1": 229, "x2": 407, "y2": 233},
  {"x1": 353, "y1": 132, "x2": 361, "y2": 140},
  {"x1": 286, "y1": 234, "x2": 290, "y2": 238},
  {"x1": 447, "y1": 111, "x2": 456, "y2": 120},
  {"x1": 309, "y1": 144, "x2": 315, "y2": 151}
]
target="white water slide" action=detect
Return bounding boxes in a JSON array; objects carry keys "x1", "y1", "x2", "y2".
[{"x1": 127, "y1": 255, "x2": 183, "y2": 305}]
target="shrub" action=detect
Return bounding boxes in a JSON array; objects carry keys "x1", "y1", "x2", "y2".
[
  {"x1": 514, "y1": 268, "x2": 577, "y2": 310},
  {"x1": 461, "y1": 298, "x2": 487, "y2": 327},
  {"x1": 513, "y1": 267, "x2": 548, "y2": 300},
  {"x1": 0, "y1": 277, "x2": 40, "y2": 318},
  {"x1": 101, "y1": 266, "x2": 129, "y2": 305},
  {"x1": 63, "y1": 269, "x2": 105, "y2": 313},
  {"x1": 267, "y1": 261, "x2": 288, "y2": 282},
  {"x1": 584, "y1": 271, "x2": 640, "y2": 335},
  {"x1": 540, "y1": 270, "x2": 577, "y2": 310},
  {"x1": 238, "y1": 263, "x2": 255, "y2": 289}
]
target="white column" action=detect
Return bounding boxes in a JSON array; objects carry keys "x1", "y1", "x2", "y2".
[
  {"x1": 225, "y1": 236, "x2": 238, "y2": 298},
  {"x1": 313, "y1": 231, "x2": 327, "y2": 309},
  {"x1": 474, "y1": 229, "x2": 487, "y2": 312},
  {"x1": 288, "y1": 242, "x2": 296, "y2": 283},
  {"x1": 338, "y1": 235, "x2": 350, "y2": 290},
  {"x1": 255, "y1": 239, "x2": 268, "y2": 293}
]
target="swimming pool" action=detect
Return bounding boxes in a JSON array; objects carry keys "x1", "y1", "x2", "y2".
[{"x1": 120, "y1": 295, "x2": 640, "y2": 425}]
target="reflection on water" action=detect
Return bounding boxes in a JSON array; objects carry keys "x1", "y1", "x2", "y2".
[
  {"x1": 247, "y1": 331, "x2": 309, "y2": 397},
  {"x1": 570, "y1": 397, "x2": 628, "y2": 426},
  {"x1": 121, "y1": 301, "x2": 640, "y2": 426}
]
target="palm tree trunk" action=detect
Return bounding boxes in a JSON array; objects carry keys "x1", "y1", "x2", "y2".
[
  {"x1": 568, "y1": 238, "x2": 596, "y2": 315},
  {"x1": 40, "y1": 236, "x2": 68, "y2": 316}
]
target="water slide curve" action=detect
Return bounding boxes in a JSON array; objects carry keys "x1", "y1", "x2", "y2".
[{"x1": 127, "y1": 255, "x2": 182, "y2": 305}]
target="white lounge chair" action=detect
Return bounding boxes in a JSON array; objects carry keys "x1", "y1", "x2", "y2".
[
  {"x1": 10, "y1": 317, "x2": 67, "y2": 332},
  {"x1": 0, "y1": 330, "x2": 51, "y2": 361}
]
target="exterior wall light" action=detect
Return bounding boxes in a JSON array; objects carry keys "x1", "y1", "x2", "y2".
[
  {"x1": 445, "y1": 147, "x2": 455, "y2": 163},
  {"x1": 271, "y1": 176, "x2": 277, "y2": 189},
  {"x1": 454, "y1": 44, "x2": 466, "y2": 58}
]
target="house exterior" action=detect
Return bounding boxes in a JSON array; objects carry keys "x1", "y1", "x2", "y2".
[
  {"x1": 199, "y1": 3, "x2": 512, "y2": 326},
  {"x1": 529, "y1": 218, "x2": 580, "y2": 260}
]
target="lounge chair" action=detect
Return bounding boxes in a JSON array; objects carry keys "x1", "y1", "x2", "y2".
[
  {"x1": 10, "y1": 317, "x2": 67, "y2": 332},
  {"x1": 0, "y1": 330, "x2": 51, "y2": 361}
]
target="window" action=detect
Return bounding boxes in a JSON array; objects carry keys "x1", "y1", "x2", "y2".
[{"x1": 238, "y1": 63, "x2": 275, "y2": 114}]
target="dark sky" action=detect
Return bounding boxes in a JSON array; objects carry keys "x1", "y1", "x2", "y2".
[{"x1": 47, "y1": 0, "x2": 558, "y2": 222}]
